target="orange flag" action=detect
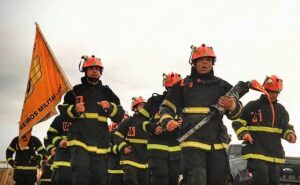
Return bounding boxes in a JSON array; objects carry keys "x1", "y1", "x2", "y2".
[{"x1": 19, "y1": 23, "x2": 72, "y2": 147}]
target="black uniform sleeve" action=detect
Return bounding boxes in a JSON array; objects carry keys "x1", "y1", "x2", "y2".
[
  {"x1": 114, "y1": 118, "x2": 130, "y2": 152},
  {"x1": 232, "y1": 101, "x2": 255, "y2": 139},
  {"x1": 220, "y1": 79, "x2": 243, "y2": 120},
  {"x1": 47, "y1": 115, "x2": 63, "y2": 147},
  {"x1": 43, "y1": 136, "x2": 55, "y2": 155},
  {"x1": 159, "y1": 83, "x2": 184, "y2": 128},
  {"x1": 61, "y1": 89, "x2": 81, "y2": 119},
  {"x1": 6, "y1": 137, "x2": 18, "y2": 167},
  {"x1": 102, "y1": 86, "x2": 125, "y2": 123},
  {"x1": 32, "y1": 136, "x2": 47, "y2": 162},
  {"x1": 279, "y1": 105, "x2": 296, "y2": 140},
  {"x1": 138, "y1": 96, "x2": 157, "y2": 134}
]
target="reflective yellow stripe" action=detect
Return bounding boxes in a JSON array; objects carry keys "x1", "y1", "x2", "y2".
[
  {"x1": 181, "y1": 141, "x2": 211, "y2": 151},
  {"x1": 283, "y1": 130, "x2": 295, "y2": 139},
  {"x1": 120, "y1": 160, "x2": 148, "y2": 169},
  {"x1": 160, "y1": 114, "x2": 174, "y2": 122},
  {"x1": 147, "y1": 144, "x2": 181, "y2": 152},
  {"x1": 68, "y1": 140, "x2": 110, "y2": 154},
  {"x1": 7, "y1": 158, "x2": 13, "y2": 162},
  {"x1": 112, "y1": 145, "x2": 118, "y2": 154},
  {"x1": 15, "y1": 166, "x2": 37, "y2": 170},
  {"x1": 214, "y1": 143, "x2": 229, "y2": 150},
  {"x1": 40, "y1": 179, "x2": 51, "y2": 182},
  {"x1": 8, "y1": 146, "x2": 15, "y2": 152},
  {"x1": 53, "y1": 136, "x2": 62, "y2": 144},
  {"x1": 126, "y1": 138, "x2": 147, "y2": 144},
  {"x1": 115, "y1": 131, "x2": 125, "y2": 139},
  {"x1": 53, "y1": 161, "x2": 71, "y2": 167},
  {"x1": 48, "y1": 127, "x2": 58, "y2": 133},
  {"x1": 142, "y1": 121, "x2": 150, "y2": 132},
  {"x1": 242, "y1": 153, "x2": 285, "y2": 163},
  {"x1": 108, "y1": 169, "x2": 124, "y2": 174},
  {"x1": 234, "y1": 118, "x2": 247, "y2": 126},
  {"x1": 46, "y1": 144, "x2": 55, "y2": 151},
  {"x1": 139, "y1": 108, "x2": 150, "y2": 118},
  {"x1": 37, "y1": 146, "x2": 44, "y2": 152},
  {"x1": 236, "y1": 127, "x2": 247, "y2": 136},
  {"x1": 79, "y1": 113, "x2": 107, "y2": 122},
  {"x1": 67, "y1": 105, "x2": 75, "y2": 119},
  {"x1": 248, "y1": 126, "x2": 282, "y2": 133},
  {"x1": 162, "y1": 100, "x2": 176, "y2": 113},
  {"x1": 182, "y1": 107, "x2": 210, "y2": 114},
  {"x1": 154, "y1": 113, "x2": 160, "y2": 119},
  {"x1": 118, "y1": 142, "x2": 127, "y2": 151},
  {"x1": 109, "y1": 103, "x2": 118, "y2": 117}
]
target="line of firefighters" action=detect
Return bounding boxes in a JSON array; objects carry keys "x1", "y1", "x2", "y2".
[{"x1": 6, "y1": 43, "x2": 296, "y2": 185}]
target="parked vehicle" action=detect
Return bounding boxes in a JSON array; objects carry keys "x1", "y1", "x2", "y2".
[
  {"x1": 280, "y1": 156, "x2": 300, "y2": 184},
  {"x1": 228, "y1": 144, "x2": 300, "y2": 185},
  {"x1": 227, "y1": 144, "x2": 251, "y2": 185}
]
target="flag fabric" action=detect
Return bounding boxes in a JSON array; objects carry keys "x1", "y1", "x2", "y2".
[{"x1": 19, "y1": 23, "x2": 72, "y2": 147}]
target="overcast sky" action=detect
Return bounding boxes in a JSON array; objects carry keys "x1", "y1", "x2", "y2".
[{"x1": 0, "y1": 0, "x2": 300, "y2": 160}]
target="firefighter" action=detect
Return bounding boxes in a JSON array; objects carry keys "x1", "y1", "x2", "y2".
[
  {"x1": 108, "y1": 121, "x2": 125, "y2": 185},
  {"x1": 39, "y1": 136, "x2": 55, "y2": 185},
  {"x1": 6, "y1": 135, "x2": 47, "y2": 185},
  {"x1": 61, "y1": 55, "x2": 125, "y2": 185},
  {"x1": 47, "y1": 106, "x2": 73, "y2": 185},
  {"x1": 159, "y1": 44, "x2": 243, "y2": 185},
  {"x1": 114, "y1": 97, "x2": 149, "y2": 185},
  {"x1": 232, "y1": 75, "x2": 297, "y2": 185},
  {"x1": 139, "y1": 72, "x2": 182, "y2": 185}
]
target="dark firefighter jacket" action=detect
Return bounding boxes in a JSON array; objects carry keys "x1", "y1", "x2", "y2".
[
  {"x1": 114, "y1": 113, "x2": 148, "y2": 169},
  {"x1": 159, "y1": 71, "x2": 242, "y2": 152},
  {"x1": 232, "y1": 95, "x2": 296, "y2": 163},
  {"x1": 62, "y1": 77, "x2": 124, "y2": 155},
  {"x1": 47, "y1": 110, "x2": 72, "y2": 169},
  {"x1": 108, "y1": 131, "x2": 124, "y2": 175},
  {"x1": 139, "y1": 92, "x2": 181, "y2": 160},
  {"x1": 6, "y1": 136, "x2": 46, "y2": 170}
]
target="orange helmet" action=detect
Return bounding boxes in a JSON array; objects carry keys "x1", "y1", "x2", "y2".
[
  {"x1": 109, "y1": 122, "x2": 118, "y2": 132},
  {"x1": 263, "y1": 75, "x2": 283, "y2": 92},
  {"x1": 80, "y1": 55, "x2": 103, "y2": 72},
  {"x1": 190, "y1": 44, "x2": 216, "y2": 64},
  {"x1": 163, "y1": 72, "x2": 182, "y2": 87},
  {"x1": 131, "y1": 96, "x2": 146, "y2": 111}
]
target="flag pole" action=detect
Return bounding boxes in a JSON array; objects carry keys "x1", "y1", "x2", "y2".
[{"x1": 34, "y1": 22, "x2": 72, "y2": 90}]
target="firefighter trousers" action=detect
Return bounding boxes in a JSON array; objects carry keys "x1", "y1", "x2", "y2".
[
  {"x1": 149, "y1": 157, "x2": 180, "y2": 185},
  {"x1": 123, "y1": 165, "x2": 149, "y2": 185},
  {"x1": 109, "y1": 174, "x2": 124, "y2": 185},
  {"x1": 181, "y1": 148, "x2": 230, "y2": 185},
  {"x1": 70, "y1": 146, "x2": 108, "y2": 185},
  {"x1": 247, "y1": 159, "x2": 280, "y2": 185},
  {"x1": 40, "y1": 166, "x2": 52, "y2": 185},
  {"x1": 52, "y1": 166, "x2": 72, "y2": 185},
  {"x1": 13, "y1": 169, "x2": 37, "y2": 185}
]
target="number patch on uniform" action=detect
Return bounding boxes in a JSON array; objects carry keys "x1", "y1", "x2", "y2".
[
  {"x1": 62, "y1": 122, "x2": 72, "y2": 132},
  {"x1": 127, "y1": 126, "x2": 136, "y2": 136},
  {"x1": 251, "y1": 110, "x2": 262, "y2": 124}
]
